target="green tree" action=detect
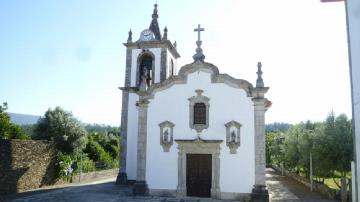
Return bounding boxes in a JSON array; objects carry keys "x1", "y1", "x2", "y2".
[
  {"x1": 0, "y1": 102, "x2": 30, "y2": 140},
  {"x1": 324, "y1": 113, "x2": 352, "y2": 190},
  {"x1": 310, "y1": 123, "x2": 332, "y2": 182},
  {"x1": 266, "y1": 132, "x2": 285, "y2": 166},
  {"x1": 333, "y1": 114, "x2": 352, "y2": 176},
  {"x1": 283, "y1": 125, "x2": 301, "y2": 173},
  {"x1": 33, "y1": 107, "x2": 88, "y2": 154}
]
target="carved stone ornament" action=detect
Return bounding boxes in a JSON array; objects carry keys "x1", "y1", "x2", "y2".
[
  {"x1": 159, "y1": 121, "x2": 175, "y2": 152},
  {"x1": 225, "y1": 121, "x2": 242, "y2": 154},
  {"x1": 188, "y1": 89, "x2": 210, "y2": 133}
]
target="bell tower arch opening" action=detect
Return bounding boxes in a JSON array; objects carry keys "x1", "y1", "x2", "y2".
[{"x1": 137, "y1": 52, "x2": 155, "y2": 87}]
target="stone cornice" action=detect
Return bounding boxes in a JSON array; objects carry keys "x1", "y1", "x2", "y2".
[
  {"x1": 123, "y1": 40, "x2": 180, "y2": 58},
  {"x1": 252, "y1": 87, "x2": 269, "y2": 98},
  {"x1": 136, "y1": 99, "x2": 150, "y2": 107}
]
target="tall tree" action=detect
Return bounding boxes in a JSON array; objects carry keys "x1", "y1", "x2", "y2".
[
  {"x1": 283, "y1": 125, "x2": 302, "y2": 173},
  {"x1": 319, "y1": 112, "x2": 352, "y2": 201},
  {"x1": 33, "y1": 107, "x2": 88, "y2": 154}
]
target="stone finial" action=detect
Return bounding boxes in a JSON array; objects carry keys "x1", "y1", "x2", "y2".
[
  {"x1": 152, "y1": 4, "x2": 158, "y2": 19},
  {"x1": 127, "y1": 29, "x2": 132, "y2": 43},
  {"x1": 256, "y1": 62, "x2": 264, "y2": 87},
  {"x1": 193, "y1": 24, "x2": 205, "y2": 62},
  {"x1": 162, "y1": 26, "x2": 168, "y2": 40},
  {"x1": 149, "y1": 4, "x2": 161, "y2": 40},
  {"x1": 173, "y1": 41, "x2": 177, "y2": 49}
]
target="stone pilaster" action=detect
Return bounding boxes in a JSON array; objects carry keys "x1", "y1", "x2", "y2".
[
  {"x1": 251, "y1": 86, "x2": 269, "y2": 202},
  {"x1": 133, "y1": 98, "x2": 149, "y2": 195},
  {"x1": 116, "y1": 48, "x2": 132, "y2": 185},
  {"x1": 211, "y1": 151, "x2": 221, "y2": 199},
  {"x1": 253, "y1": 98, "x2": 266, "y2": 185},
  {"x1": 160, "y1": 48, "x2": 167, "y2": 82}
]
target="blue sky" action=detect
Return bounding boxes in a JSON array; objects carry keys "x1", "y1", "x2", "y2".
[{"x1": 0, "y1": 0, "x2": 350, "y2": 125}]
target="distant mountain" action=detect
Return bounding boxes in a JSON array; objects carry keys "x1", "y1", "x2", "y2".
[
  {"x1": 9, "y1": 113, "x2": 41, "y2": 125},
  {"x1": 266, "y1": 122, "x2": 291, "y2": 133}
]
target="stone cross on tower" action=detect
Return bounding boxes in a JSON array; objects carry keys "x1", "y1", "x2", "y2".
[{"x1": 193, "y1": 24, "x2": 205, "y2": 62}]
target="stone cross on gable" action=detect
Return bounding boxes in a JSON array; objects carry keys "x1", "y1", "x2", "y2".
[
  {"x1": 193, "y1": 24, "x2": 205, "y2": 62},
  {"x1": 194, "y1": 24, "x2": 204, "y2": 42}
]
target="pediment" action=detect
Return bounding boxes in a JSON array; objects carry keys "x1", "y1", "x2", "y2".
[{"x1": 134, "y1": 60, "x2": 255, "y2": 99}]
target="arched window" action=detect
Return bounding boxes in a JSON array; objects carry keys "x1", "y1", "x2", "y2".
[
  {"x1": 193, "y1": 103, "x2": 206, "y2": 124},
  {"x1": 138, "y1": 53, "x2": 154, "y2": 87}
]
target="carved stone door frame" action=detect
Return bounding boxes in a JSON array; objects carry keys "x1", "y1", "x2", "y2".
[{"x1": 175, "y1": 138, "x2": 222, "y2": 199}]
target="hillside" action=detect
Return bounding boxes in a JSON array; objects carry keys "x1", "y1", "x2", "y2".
[{"x1": 9, "y1": 113, "x2": 41, "y2": 125}]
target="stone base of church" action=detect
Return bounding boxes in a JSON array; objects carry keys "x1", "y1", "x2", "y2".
[
  {"x1": 149, "y1": 189, "x2": 177, "y2": 197},
  {"x1": 250, "y1": 185, "x2": 269, "y2": 202},
  {"x1": 132, "y1": 180, "x2": 149, "y2": 196},
  {"x1": 115, "y1": 172, "x2": 128, "y2": 185},
  {"x1": 220, "y1": 192, "x2": 251, "y2": 200},
  {"x1": 149, "y1": 188, "x2": 251, "y2": 200}
]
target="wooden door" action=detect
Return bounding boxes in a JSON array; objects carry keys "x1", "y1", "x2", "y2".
[{"x1": 186, "y1": 154, "x2": 212, "y2": 197}]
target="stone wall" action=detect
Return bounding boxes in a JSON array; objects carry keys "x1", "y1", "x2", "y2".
[
  {"x1": 0, "y1": 140, "x2": 56, "y2": 195},
  {"x1": 270, "y1": 165, "x2": 337, "y2": 199}
]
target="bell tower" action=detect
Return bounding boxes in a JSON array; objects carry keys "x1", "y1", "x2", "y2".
[
  {"x1": 116, "y1": 4, "x2": 180, "y2": 187},
  {"x1": 124, "y1": 4, "x2": 180, "y2": 89}
]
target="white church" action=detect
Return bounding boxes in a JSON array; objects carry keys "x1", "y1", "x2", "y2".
[{"x1": 116, "y1": 4, "x2": 271, "y2": 201}]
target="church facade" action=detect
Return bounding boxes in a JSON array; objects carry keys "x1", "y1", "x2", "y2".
[{"x1": 116, "y1": 4, "x2": 271, "y2": 200}]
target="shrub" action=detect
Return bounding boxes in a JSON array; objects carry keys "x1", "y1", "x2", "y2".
[
  {"x1": 75, "y1": 154, "x2": 95, "y2": 173},
  {"x1": 55, "y1": 152, "x2": 74, "y2": 181},
  {"x1": 84, "y1": 140, "x2": 118, "y2": 169},
  {"x1": 84, "y1": 140, "x2": 104, "y2": 162}
]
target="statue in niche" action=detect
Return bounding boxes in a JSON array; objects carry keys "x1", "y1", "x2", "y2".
[
  {"x1": 231, "y1": 131, "x2": 236, "y2": 143},
  {"x1": 164, "y1": 130, "x2": 169, "y2": 142},
  {"x1": 225, "y1": 121, "x2": 241, "y2": 154},
  {"x1": 159, "y1": 121, "x2": 175, "y2": 152},
  {"x1": 164, "y1": 129, "x2": 169, "y2": 142}
]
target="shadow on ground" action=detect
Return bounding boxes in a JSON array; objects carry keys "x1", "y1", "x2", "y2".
[{"x1": 1, "y1": 181, "x2": 133, "y2": 202}]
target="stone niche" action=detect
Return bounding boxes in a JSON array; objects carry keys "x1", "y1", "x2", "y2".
[
  {"x1": 225, "y1": 121, "x2": 241, "y2": 154},
  {"x1": 159, "y1": 121, "x2": 175, "y2": 152}
]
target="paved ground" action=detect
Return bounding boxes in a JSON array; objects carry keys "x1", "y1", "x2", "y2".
[
  {"x1": 1, "y1": 168, "x2": 338, "y2": 202},
  {"x1": 266, "y1": 168, "x2": 338, "y2": 202}
]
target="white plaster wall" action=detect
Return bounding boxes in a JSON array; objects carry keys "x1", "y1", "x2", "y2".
[
  {"x1": 145, "y1": 70, "x2": 255, "y2": 193},
  {"x1": 346, "y1": 0, "x2": 360, "y2": 198},
  {"x1": 126, "y1": 93, "x2": 139, "y2": 180},
  {"x1": 130, "y1": 48, "x2": 162, "y2": 86}
]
